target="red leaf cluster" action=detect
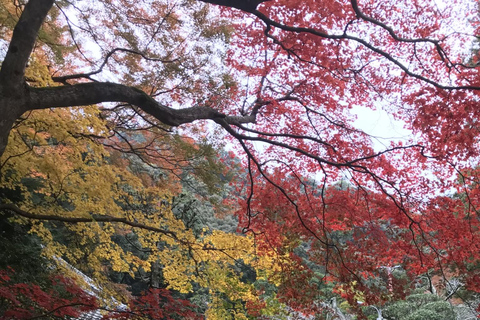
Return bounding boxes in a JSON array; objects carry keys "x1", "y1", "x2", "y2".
[{"x1": 0, "y1": 267, "x2": 97, "y2": 319}]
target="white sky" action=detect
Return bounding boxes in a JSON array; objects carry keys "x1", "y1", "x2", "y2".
[{"x1": 352, "y1": 105, "x2": 413, "y2": 152}]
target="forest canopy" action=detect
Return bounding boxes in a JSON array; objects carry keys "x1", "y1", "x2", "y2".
[{"x1": 1, "y1": 0, "x2": 480, "y2": 319}]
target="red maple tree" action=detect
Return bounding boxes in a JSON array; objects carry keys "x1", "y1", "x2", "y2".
[{"x1": 1, "y1": 0, "x2": 480, "y2": 317}]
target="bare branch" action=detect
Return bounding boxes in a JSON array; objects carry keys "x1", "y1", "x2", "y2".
[{"x1": 52, "y1": 48, "x2": 179, "y2": 84}]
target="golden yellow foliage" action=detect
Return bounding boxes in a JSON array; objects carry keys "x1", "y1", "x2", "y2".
[{"x1": 0, "y1": 59, "x2": 281, "y2": 317}]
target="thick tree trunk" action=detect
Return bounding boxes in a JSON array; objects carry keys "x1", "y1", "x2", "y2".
[
  {"x1": 0, "y1": 0, "x2": 54, "y2": 89},
  {"x1": 0, "y1": 98, "x2": 26, "y2": 159},
  {"x1": 0, "y1": 115, "x2": 14, "y2": 159},
  {"x1": 151, "y1": 260, "x2": 162, "y2": 289},
  {"x1": 0, "y1": 0, "x2": 54, "y2": 159}
]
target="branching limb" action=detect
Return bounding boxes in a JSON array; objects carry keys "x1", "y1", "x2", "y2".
[
  {"x1": 52, "y1": 48, "x2": 180, "y2": 85},
  {"x1": 248, "y1": 8, "x2": 480, "y2": 91},
  {"x1": 0, "y1": 203, "x2": 183, "y2": 244},
  {"x1": 27, "y1": 83, "x2": 228, "y2": 126}
]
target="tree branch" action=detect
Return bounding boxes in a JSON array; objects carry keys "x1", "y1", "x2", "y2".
[
  {"x1": 26, "y1": 303, "x2": 96, "y2": 320},
  {"x1": 350, "y1": 0, "x2": 452, "y2": 65},
  {"x1": 26, "y1": 81, "x2": 263, "y2": 128},
  {"x1": 216, "y1": 5, "x2": 478, "y2": 92},
  {"x1": 51, "y1": 48, "x2": 180, "y2": 85},
  {"x1": 199, "y1": 0, "x2": 269, "y2": 12},
  {"x1": 26, "y1": 83, "x2": 245, "y2": 127},
  {"x1": 0, "y1": 203, "x2": 184, "y2": 243}
]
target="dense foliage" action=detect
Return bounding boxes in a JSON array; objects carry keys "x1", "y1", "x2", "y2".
[{"x1": 2, "y1": 0, "x2": 480, "y2": 319}]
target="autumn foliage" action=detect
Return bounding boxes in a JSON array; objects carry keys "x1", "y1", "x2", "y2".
[
  {"x1": 3, "y1": 0, "x2": 480, "y2": 319},
  {"x1": 111, "y1": 289, "x2": 201, "y2": 319},
  {"x1": 0, "y1": 267, "x2": 97, "y2": 319}
]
